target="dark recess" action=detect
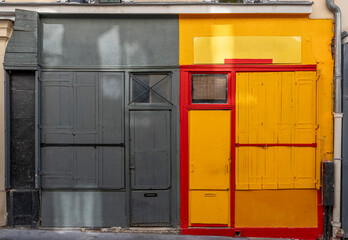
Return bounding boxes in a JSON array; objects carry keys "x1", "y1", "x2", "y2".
[{"x1": 7, "y1": 71, "x2": 38, "y2": 227}]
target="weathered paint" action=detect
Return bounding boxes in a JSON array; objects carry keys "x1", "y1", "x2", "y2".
[
  {"x1": 235, "y1": 190, "x2": 318, "y2": 228},
  {"x1": 194, "y1": 36, "x2": 301, "y2": 64},
  {"x1": 236, "y1": 71, "x2": 318, "y2": 190},
  {"x1": 4, "y1": 10, "x2": 38, "y2": 70},
  {"x1": 10, "y1": 72, "x2": 36, "y2": 189}
]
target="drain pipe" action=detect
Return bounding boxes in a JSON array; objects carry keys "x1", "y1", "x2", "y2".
[{"x1": 326, "y1": 0, "x2": 344, "y2": 239}]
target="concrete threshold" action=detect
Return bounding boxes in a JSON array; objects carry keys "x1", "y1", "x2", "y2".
[{"x1": 82, "y1": 227, "x2": 180, "y2": 234}]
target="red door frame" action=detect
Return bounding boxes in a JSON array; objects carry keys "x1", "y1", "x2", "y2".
[{"x1": 180, "y1": 64, "x2": 323, "y2": 239}]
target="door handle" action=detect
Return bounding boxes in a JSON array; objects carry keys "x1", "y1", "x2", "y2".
[
  {"x1": 130, "y1": 154, "x2": 135, "y2": 170},
  {"x1": 204, "y1": 193, "x2": 216, "y2": 197},
  {"x1": 144, "y1": 193, "x2": 157, "y2": 197},
  {"x1": 225, "y1": 163, "x2": 229, "y2": 174}
]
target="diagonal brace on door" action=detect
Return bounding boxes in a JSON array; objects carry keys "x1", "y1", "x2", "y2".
[{"x1": 130, "y1": 73, "x2": 173, "y2": 105}]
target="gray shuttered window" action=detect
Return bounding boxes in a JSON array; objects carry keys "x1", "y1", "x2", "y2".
[{"x1": 41, "y1": 72, "x2": 124, "y2": 189}]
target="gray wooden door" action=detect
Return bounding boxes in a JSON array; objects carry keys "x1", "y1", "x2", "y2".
[{"x1": 130, "y1": 111, "x2": 171, "y2": 226}]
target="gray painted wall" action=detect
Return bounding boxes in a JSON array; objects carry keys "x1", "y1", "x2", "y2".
[
  {"x1": 342, "y1": 42, "x2": 348, "y2": 238},
  {"x1": 41, "y1": 16, "x2": 179, "y2": 68},
  {"x1": 41, "y1": 191, "x2": 126, "y2": 227}
]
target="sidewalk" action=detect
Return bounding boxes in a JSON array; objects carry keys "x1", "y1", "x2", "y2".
[{"x1": 0, "y1": 228, "x2": 242, "y2": 240}]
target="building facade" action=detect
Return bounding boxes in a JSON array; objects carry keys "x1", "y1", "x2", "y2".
[{"x1": 0, "y1": 0, "x2": 348, "y2": 239}]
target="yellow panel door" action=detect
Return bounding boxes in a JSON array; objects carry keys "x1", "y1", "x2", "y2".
[
  {"x1": 189, "y1": 110, "x2": 231, "y2": 190},
  {"x1": 189, "y1": 110, "x2": 231, "y2": 226}
]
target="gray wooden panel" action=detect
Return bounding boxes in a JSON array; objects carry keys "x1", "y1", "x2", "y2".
[
  {"x1": 41, "y1": 16, "x2": 179, "y2": 68},
  {"x1": 99, "y1": 147, "x2": 124, "y2": 189},
  {"x1": 41, "y1": 72, "x2": 74, "y2": 143},
  {"x1": 98, "y1": 72, "x2": 124, "y2": 143},
  {"x1": 41, "y1": 147, "x2": 73, "y2": 188},
  {"x1": 42, "y1": 147, "x2": 124, "y2": 189},
  {"x1": 41, "y1": 191, "x2": 126, "y2": 227},
  {"x1": 41, "y1": 72, "x2": 124, "y2": 144},
  {"x1": 74, "y1": 147, "x2": 98, "y2": 188},
  {"x1": 74, "y1": 73, "x2": 98, "y2": 143},
  {"x1": 131, "y1": 190, "x2": 170, "y2": 226},
  {"x1": 130, "y1": 111, "x2": 170, "y2": 190}
]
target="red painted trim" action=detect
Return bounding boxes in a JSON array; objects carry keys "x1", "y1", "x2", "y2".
[
  {"x1": 181, "y1": 228, "x2": 234, "y2": 237},
  {"x1": 230, "y1": 70, "x2": 236, "y2": 228},
  {"x1": 317, "y1": 190, "x2": 324, "y2": 238},
  {"x1": 190, "y1": 224, "x2": 228, "y2": 227},
  {"x1": 180, "y1": 64, "x2": 317, "y2": 72},
  {"x1": 188, "y1": 71, "x2": 232, "y2": 106},
  {"x1": 224, "y1": 59, "x2": 273, "y2": 64},
  {"x1": 236, "y1": 143, "x2": 317, "y2": 147},
  {"x1": 186, "y1": 105, "x2": 234, "y2": 110},
  {"x1": 181, "y1": 227, "x2": 320, "y2": 239},
  {"x1": 236, "y1": 227, "x2": 321, "y2": 239},
  {"x1": 180, "y1": 70, "x2": 189, "y2": 229}
]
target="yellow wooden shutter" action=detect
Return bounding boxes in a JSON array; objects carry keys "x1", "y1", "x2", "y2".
[{"x1": 236, "y1": 71, "x2": 317, "y2": 190}]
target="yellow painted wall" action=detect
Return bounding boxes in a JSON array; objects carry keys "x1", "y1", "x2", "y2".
[
  {"x1": 194, "y1": 36, "x2": 302, "y2": 64},
  {"x1": 235, "y1": 190, "x2": 318, "y2": 227},
  {"x1": 0, "y1": 20, "x2": 13, "y2": 227},
  {"x1": 179, "y1": 15, "x2": 333, "y2": 166}
]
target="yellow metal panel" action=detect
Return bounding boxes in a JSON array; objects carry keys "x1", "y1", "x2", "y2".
[
  {"x1": 189, "y1": 190, "x2": 229, "y2": 225},
  {"x1": 235, "y1": 190, "x2": 318, "y2": 228},
  {"x1": 236, "y1": 72, "x2": 317, "y2": 190},
  {"x1": 189, "y1": 110, "x2": 231, "y2": 190},
  {"x1": 193, "y1": 36, "x2": 301, "y2": 64}
]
